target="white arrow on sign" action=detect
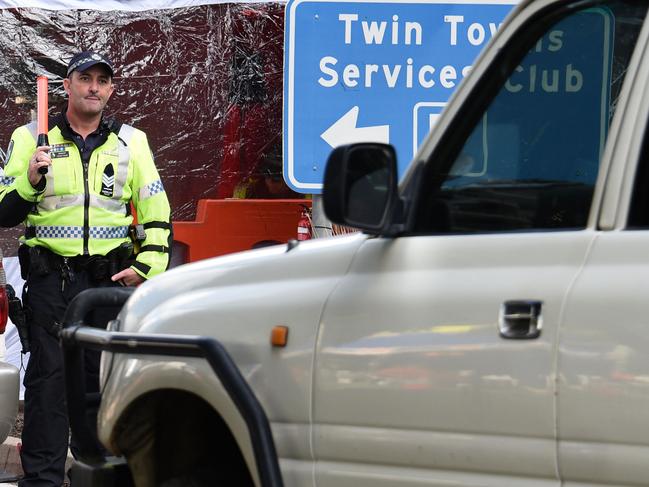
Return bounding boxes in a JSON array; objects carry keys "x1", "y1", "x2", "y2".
[{"x1": 320, "y1": 106, "x2": 390, "y2": 148}]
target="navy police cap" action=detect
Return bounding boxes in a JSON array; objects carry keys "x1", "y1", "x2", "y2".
[{"x1": 66, "y1": 51, "x2": 114, "y2": 77}]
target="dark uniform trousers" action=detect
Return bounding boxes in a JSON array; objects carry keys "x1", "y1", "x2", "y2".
[{"x1": 19, "y1": 263, "x2": 120, "y2": 487}]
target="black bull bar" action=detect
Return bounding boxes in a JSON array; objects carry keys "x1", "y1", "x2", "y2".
[{"x1": 60, "y1": 287, "x2": 284, "y2": 487}]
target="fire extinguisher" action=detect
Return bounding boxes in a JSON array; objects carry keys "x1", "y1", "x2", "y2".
[{"x1": 297, "y1": 205, "x2": 312, "y2": 241}]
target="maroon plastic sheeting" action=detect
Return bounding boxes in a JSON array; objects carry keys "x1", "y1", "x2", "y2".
[{"x1": 0, "y1": 3, "x2": 294, "y2": 256}]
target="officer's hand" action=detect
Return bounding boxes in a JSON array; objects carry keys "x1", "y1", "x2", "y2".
[
  {"x1": 111, "y1": 268, "x2": 144, "y2": 287},
  {"x1": 29, "y1": 146, "x2": 51, "y2": 187}
]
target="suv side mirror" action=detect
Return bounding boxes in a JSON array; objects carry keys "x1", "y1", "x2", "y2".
[{"x1": 323, "y1": 143, "x2": 398, "y2": 233}]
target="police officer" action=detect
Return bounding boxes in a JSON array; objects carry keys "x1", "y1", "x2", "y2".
[{"x1": 0, "y1": 51, "x2": 172, "y2": 486}]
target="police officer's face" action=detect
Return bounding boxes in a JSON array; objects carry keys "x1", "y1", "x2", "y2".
[{"x1": 63, "y1": 65, "x2": 114, "y2": 118}]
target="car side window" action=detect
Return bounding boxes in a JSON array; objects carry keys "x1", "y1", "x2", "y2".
[
  {"x1": 416, "y1": 1, "x2": 648, "y2": 234},
  {"x1": 629, "y1": 107, "x2": 649, "y2": 227}
]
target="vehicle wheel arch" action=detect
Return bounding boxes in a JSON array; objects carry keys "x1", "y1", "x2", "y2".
[{"x1": 110, "y1": 388, "x2": 255, "y2": 487}]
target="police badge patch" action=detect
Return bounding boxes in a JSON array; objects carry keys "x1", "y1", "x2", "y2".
[
  {"x1": 50, "y1": 143, "x2": 72, "y2": 159},
  {"x1": 100, "y1": 164, "x2": 115, "y2": 197}
]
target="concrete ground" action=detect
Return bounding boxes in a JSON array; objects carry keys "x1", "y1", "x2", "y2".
[
  {"x1": 0, "y1": 436, "x2": 22, "y2": 485},
  {"x1": 0, "y1": 427, "x2": 73, "y2": 486},
  {"x1": 0, "y1": 426, "x2": 73, "y2": 485}
]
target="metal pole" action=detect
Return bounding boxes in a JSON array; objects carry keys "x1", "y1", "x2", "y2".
[{"x1": 311, "y1": 194, "x2": 333, "y2": 238}]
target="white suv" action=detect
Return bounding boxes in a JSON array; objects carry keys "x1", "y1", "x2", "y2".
[{"x1": 62, "y1": 0, "x2": 649, "y2": 486}]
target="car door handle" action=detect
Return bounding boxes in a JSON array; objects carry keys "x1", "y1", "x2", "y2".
[{"x1": 499, "y1": 300, "x2": 543, "y2": 339}]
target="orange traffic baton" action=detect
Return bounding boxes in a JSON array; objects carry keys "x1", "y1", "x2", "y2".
[{"x1": 36, "y1": 75, "x2": 49, "y2": 175}]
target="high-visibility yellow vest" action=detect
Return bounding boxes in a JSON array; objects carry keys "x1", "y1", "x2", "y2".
[{"x1": 0, "y1": 118, "x2": 171, "y2": 279}]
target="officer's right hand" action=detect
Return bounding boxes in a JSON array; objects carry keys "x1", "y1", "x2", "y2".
[{"x1": 29, "y1": 146, "x2": 51, "y2": 187}]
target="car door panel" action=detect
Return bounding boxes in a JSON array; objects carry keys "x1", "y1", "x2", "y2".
[
  {"x1": 308, "y1": 1, "x2": 649, "y2": 485},
  {"x1": 559, "y1": 232, "x2": 649, "y2": 486},
  {"x1": 313, "y1": 232, "x2": 593, "y2": 485}
]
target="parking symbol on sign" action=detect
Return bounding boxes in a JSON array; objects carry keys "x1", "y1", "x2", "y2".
[{"x1": 413, "y1": 102, "x2": 446, "y2": 157}]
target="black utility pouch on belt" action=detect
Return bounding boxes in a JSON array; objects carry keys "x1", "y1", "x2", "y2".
[
  {"x1": 6, "y1": 284, "x2": 30, "y2": 354},
  {"x1": 84, "y1": 242, "x2": 134, "y2": 282},
  {"x1": 86, "y1": 257, "x2": 110, "y2": 282},
  {"x1": 18, "y1": 245, "x2": 52, "y2": 279},
  {"x1": 18, "y1": 245, "x2": 30, "y2": 281},
  {"x1": 28, "y1": 246, "x2": 51, "y2": 277},
  {"x1": 109, "y1": 242, "x2": 135, "y2": 277}
]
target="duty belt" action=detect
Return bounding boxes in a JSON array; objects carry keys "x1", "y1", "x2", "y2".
[{"x1": 20, "y1": 242, "x2": 134, "y2": 284}]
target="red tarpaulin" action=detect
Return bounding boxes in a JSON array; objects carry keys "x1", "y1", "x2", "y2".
[{"x1": 0, "y1": 2, "x2": 292, "y2": 256}]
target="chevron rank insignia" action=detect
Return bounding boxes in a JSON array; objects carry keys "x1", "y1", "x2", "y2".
[{"x1": 100, "y1": 164, "x2": 115, "y2": 197}]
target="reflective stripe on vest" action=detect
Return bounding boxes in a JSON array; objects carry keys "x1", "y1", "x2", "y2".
[
  {"x1": 26, "y1": 225, "x2": 129, "y2": 239},
  {"x1": 139, "y1": 179, "x2": 165, "y2": 200},
  {"x1": 39, "y1": 193, "x2": 127, "y2": 213},
  {"x1": 115, "y1": 124, "x2": 134, "y2": 200},
  {"x1": 26, "y1": 121, "x2": 38, "y2": 139},
  {"x1": 0, "y1": 176, "x2": 15, "y2": 186}
]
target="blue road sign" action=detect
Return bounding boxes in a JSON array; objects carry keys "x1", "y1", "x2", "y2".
[{"x1": 284, "y1": 0, "x2": 517, "y2": 193}]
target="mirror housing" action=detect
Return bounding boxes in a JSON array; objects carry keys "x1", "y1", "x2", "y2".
[{"x1": 323, "y1": 143, "x2": 399, "y2": 234}]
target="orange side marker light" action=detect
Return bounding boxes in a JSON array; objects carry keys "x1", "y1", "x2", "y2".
[{"x1": 271, "y1": 326, "x2": 289, "y2": 347}]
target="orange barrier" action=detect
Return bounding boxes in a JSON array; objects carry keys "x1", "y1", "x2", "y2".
[{"x1": 172, "y1": 199, "x2": 311, "y2": 263}]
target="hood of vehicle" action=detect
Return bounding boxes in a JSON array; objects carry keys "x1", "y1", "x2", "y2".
[{"x1": 118, "y1": 233, "x2": 368, "y2": 333}]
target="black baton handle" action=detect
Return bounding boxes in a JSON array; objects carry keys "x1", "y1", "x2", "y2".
[{"x1": 37, "y1": 133, "x2": 49, "y2": 175}]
